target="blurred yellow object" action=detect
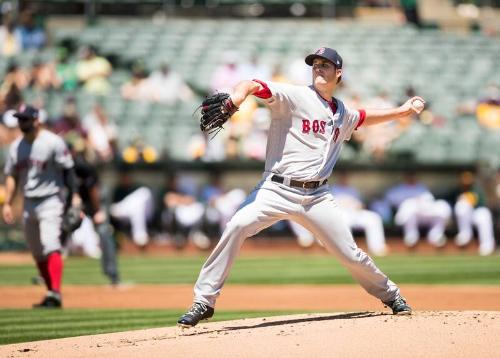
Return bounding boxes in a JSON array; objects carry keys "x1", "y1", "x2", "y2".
[
  {"x1": 122, "y1": 147, "x2": 139, "y2": 163},
  {"x1": 476, "y1": 103, "x2": 500, "y2": 129},
  {"x1": 142, "y1": 146, "x2": 158, "y2": 163},
  {"x1": 0, "y1": 185, "x2": 5, "y2": 205},
  {"x1": 459, "y1": 191, "x2": 478, "y2": 207}
]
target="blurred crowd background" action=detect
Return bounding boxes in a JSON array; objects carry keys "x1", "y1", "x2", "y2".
[{"x1": 0, "y1": 0, "x2": 499, "y2": 256}]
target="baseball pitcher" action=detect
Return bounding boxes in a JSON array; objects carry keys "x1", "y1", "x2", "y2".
[{"x1": 178, "y1": 47, "x2": 425, "y2": 327}]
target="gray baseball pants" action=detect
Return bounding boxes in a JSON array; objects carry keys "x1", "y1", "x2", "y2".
[
  {"x1": 193, "y1": 179, "x2": 400, "y2": 307},
  {"x1": 23, "y1": 195, "x2": 64, "y2": 261}
]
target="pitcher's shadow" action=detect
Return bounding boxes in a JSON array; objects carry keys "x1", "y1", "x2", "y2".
[{"x1": 223, "y1": 311, "x2": 387, "y2": 331}]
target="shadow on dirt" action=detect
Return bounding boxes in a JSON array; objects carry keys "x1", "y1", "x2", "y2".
[
  {"x1": 224, "y1": 311, "x2": 387, "y2": 331},
  {"x1": 178, "y1": 312, "x2": 389, "y2": 337}
]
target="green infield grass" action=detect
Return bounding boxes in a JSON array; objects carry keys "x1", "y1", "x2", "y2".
[
  {"x1": 0, "y1": 308, "x2": 304, "y2": 345},
  {"x1": 1, "y1": 254, "x2": 500, "y2": 286}
]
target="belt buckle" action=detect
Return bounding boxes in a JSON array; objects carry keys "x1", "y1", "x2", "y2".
[{"x1": 302, "y1": 181, "x2": 308, "y2": 189}]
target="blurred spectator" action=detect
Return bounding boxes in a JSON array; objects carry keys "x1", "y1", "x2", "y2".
[
  {"x1": 76, "y1": 46, "x2": 112, "y2": 95},
  {"x1": 449, "y1": 171, "x2": 496, "y2": 256},
  {"x1": 373, "y1": 173, "x2": 452, "y2": 248},
  {"x1": 457, "y1": 83, "x2": 500, "y2": 129},
  {"x1": 15, "y1": 9, "x2": 46, "y2": 50},
  {"x1": 238, "y1": 54, "x2": 271, "y2": 82},
  {"x1": 82, "y1": 101, "x2": 118, "y2": 162},
  {"x1": 120, "y1": 67, "x2": 152, "y2": 102},
  {"x1": 0, "y1": 82, "x2": 23, "y2": 114},
  {"x1": 110, "y1": 171, "x2": 154, "y2": 248},
  {"x1": 55, "y1": 49, "x2": 79, "y2": 92},
  {"x1": 52, "y1": 97, "x2": 88, "y2": 141},
  {"x1": 159, "y1": 174, "x2": 210, "y2": 250},
  {"x1": 354, "y1": 90, "x2": 407, "y2": 161},
  {"x1": 331, "y1": 173, "x2": 388, "y2": 256},
  {"x1": 0, "y1": 20, "x2": 20, "y2": 57},
  {"x1": 0, "y1": 63, "x2": 30, "y2": 93},
  {"x1": 398, "y1": 0, "x2": 421, "y2": 27},
  {"x1": 147, "y1": 63, "x2": 194, "y2": 104},
  {"x1": 475, "y1": 83, "x2": 500, "y2": 129},
  {"x1": 29, "y1": 59, "x2": 59, "y2": 91},
  {"x1": 210, "y1": 51, "x2": 242, "y2": 93}
]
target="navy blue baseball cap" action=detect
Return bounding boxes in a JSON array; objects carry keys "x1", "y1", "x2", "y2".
[
  {"x1": 13, "y1": 105, "x2": 39, "y2": 121},
  {"x1": 305, "y1": 47, "x2": 343, "y2": 68}
]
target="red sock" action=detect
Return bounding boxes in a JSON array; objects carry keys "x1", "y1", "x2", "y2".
[
  {"x1": 35, "y1": 260, "x2": 52, "y2": 291},
  {"x1": 47, "y1": 252, "x2": 63, "y2": 293}
]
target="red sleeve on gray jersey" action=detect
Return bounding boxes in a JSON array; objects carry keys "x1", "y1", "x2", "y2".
[
  {"x1": 355, "y1": 109, "x2": 366, "y2": 129},
  {"x1": 252, "y1": 79, "x2": 272, "y2": 99}
]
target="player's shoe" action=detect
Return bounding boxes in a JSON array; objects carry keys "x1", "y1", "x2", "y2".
[
  {"x1": 384, "y1": 296, "x2": 412, "y2": 315},
  {"x1": 177, "y1": 302, "x2": 214, "y2": 328},
  {"x1": 33, "y1": 292, "x2": 62, "y2": 309}
]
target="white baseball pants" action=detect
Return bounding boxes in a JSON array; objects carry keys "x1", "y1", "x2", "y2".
[
  {"x1": 454, "y1": 200, "x2": 495, "y2": 255},
  {"x1": 110, "y1": 187, "x2": 154, "y2": 246},
  {"x1": 193, "y1": 179, "x2": 400, "y2": 307},
  {"x1": 395, "y1": 193, "x2": 451, "y2": 247}
]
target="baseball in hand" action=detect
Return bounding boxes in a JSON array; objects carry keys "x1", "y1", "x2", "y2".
[{"x1": 411, "y1": 98, "x2": 425, "y2": 114}]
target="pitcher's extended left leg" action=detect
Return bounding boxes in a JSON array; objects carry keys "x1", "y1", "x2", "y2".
[{"x1": 297, "y1": 192, "x2": 399, "y2": 303}]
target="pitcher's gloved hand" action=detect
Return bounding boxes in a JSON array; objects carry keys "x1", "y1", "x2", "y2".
[{"x1": 199, "y1": 93, "x2": 238, "y2": 136}]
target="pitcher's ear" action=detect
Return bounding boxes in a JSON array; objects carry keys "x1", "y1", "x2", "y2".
[{"x1": 336, "y1": 68, "x2": 343, "y2": 84}]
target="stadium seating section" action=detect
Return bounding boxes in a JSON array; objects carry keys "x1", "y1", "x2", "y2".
[{"x1": 1, "y1": 19, "x2": 499, "y2": 163}]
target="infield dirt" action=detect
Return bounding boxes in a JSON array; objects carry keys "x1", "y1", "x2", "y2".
[{"x1": 2, "y1": 311, "x2": 500, "y2": 358}]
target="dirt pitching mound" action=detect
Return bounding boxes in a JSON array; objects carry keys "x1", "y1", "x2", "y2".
[{"x1": 2, "y1": 311, "x2": 500, "y2": 358}]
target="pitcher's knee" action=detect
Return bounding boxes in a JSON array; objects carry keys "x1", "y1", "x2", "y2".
[
  {"x1": 225, "y1": 219, "x2": 251, "y2": 237},
  {"x1": 338, "y1": 248, "x2": 368, "y2": 267}
]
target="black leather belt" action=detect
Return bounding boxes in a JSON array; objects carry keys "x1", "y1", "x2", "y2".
[{"x1": 270, "y1": 175, "x2": 328, "y2": 189}]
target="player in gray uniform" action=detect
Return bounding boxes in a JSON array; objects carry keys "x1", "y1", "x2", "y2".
[
  {"x1": 2, "y1": 105, "x2": 79, "y2": 308},
  {"x1": 178, "y1": 47, "x2": 425, "y2": 327}
]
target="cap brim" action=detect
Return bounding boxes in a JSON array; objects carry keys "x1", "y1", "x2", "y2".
[
  {"x1": 13, "y1": 113, "x2": 35, "y2": 121},
  {"x1": 306, "y1": 54, "x2": 338, "y2": 66},
  {"x1": 305, "y1": 54, "x2": 320, "y2": 66}
]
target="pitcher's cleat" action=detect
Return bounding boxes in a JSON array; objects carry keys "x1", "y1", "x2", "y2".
[
  {"x1": 384, "y1": 296, "x2": 412, "y2": 315},
  {"x1": 177, "y1": 302, "x2": 214, "y2": 328}
]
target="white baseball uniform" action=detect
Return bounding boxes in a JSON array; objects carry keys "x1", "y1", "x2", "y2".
[
  {"x1": 192, "y1": 80, "x2": 400, "y2": 307},
  {"x1": 110, "y1": 187, "x2": 154, "y2": 247},
  {"x1": 394, "y1": 192, "x2": 451, "y2": 247},
  {"x1": 454, "y1": 188, "x2": 495, "y2": 256}
]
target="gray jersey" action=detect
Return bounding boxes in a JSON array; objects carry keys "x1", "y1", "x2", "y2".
[
  {"x1": 256, "y1": 81, "x2": 364, "y2": 182},
  {"x1": 4, "y1": 129, "x2": 74, "y2": 198}
]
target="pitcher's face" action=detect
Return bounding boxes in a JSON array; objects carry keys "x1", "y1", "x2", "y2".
[{"x1": 312, "y1": 58, "x2": 341, "y2": 86}]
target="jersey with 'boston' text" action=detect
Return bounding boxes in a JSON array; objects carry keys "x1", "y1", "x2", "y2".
[{"x1": 253, "y1": 80, "x2": 365, "y2": 182}]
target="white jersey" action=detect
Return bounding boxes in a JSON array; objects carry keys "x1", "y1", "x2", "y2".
[
  {"x1": 254, "y1": 80, "x2": 364, "y2": 181},
  {"x1": 4, "y1": 129, "x2": 74, "y2": 198}
]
